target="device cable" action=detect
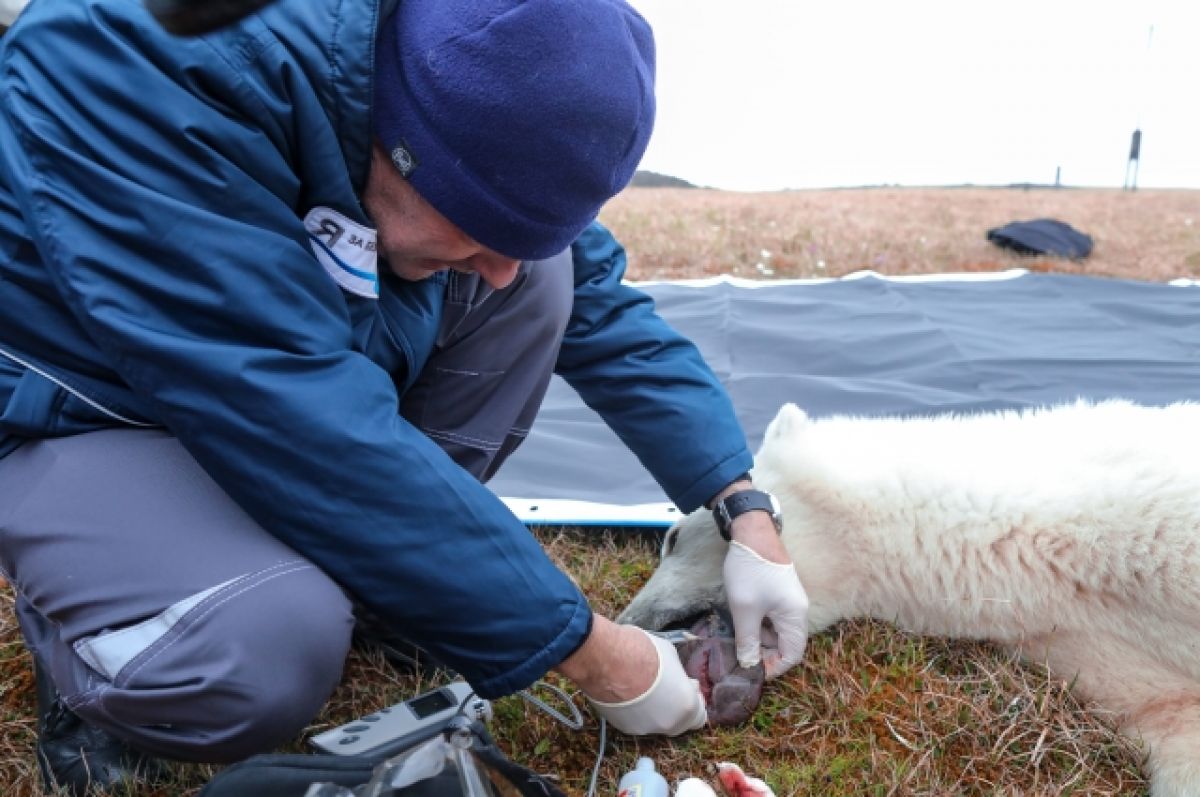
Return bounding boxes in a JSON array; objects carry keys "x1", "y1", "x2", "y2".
[{"x1": 450, "y1": 681, "x2": 606, "y2": 797}]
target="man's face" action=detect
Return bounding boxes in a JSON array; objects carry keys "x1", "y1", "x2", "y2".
[{"x1": 362, "y1": 140, "x2": 521, "y2": 290}]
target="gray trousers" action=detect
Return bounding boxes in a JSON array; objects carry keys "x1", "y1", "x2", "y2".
[{"x1": 0, "y1": 253, "x2": 573, "y2": 762}]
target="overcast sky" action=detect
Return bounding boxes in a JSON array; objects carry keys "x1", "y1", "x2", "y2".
[{"x1": 625, "y1": 0, "x2": 1200, "y2": 192}]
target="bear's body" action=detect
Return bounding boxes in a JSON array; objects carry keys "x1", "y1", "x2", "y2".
[{"x1": 620, "y1": 400, "x2": 1200, "y2": 796}]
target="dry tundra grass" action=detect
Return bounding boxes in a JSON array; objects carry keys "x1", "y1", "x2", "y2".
[
  {"x1": 602, "y1": 187, "x2": 1200, "y2": 283},
  {"x1": 3, "y1": 187, "x2": 1197, "y2": 796}
]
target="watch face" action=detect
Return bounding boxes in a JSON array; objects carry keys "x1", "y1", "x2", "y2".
[{"x1": 769, "y1": 493, "x2": 783, "y2": 531}]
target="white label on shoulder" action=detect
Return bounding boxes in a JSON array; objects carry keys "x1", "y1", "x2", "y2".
[{"x1": 304, "y1": 206, "x2": 379, "y2": 299}]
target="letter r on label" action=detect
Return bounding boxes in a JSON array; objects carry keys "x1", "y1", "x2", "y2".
[{"x1": 319, "y1": 219, "x2": 344, "y2": 248}]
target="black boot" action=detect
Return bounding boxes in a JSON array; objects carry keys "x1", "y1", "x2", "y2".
[{"x1": 33, "y1": 655, "x2": 166, "y2": 796}]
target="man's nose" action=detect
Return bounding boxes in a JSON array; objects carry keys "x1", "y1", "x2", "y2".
[{"x1": 473, "y1": 254, "x2": 522, "y2": 290}]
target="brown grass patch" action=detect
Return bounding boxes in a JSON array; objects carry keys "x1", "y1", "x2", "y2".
[{"x1": 599, "y1": 187, "x2": 1200, "y2": 284}]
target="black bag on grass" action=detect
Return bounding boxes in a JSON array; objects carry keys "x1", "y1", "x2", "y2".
[
  {"x1": 986, "y1": 218, "x2": 1093, "y2": 259},
  {"x1": 198, "y1": 721, "x2": 566, "y2": 797}
]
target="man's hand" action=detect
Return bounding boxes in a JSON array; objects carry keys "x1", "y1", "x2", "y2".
[
  {"x1": 722, "y1": 509, "x2": 810, "y2": 680},
  {"x1": 556, "y1": 616, "x2": 707, "y2": 735}
]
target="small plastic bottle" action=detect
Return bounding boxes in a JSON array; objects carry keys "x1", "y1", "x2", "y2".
[{"x1": 617, "y1": 756, "x2": 670, "y2": 797}]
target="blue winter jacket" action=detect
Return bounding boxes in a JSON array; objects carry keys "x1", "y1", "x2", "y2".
[{"x1": 0, "y1": 0, "x2": 752, "y2": 698}]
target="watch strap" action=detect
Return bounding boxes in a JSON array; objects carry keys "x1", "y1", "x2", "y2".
[{"x1": 713, "y1": 489, "x2": 780, "y2": 542}]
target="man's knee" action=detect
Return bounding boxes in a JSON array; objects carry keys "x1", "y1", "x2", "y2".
[
  {"x1": 78, "y1": 563, "x2": 355, "y2": 762},
  {"x1": 202, "y1": 574, "x2": 353, "y2": 760}
]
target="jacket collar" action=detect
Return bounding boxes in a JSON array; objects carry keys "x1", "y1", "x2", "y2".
[{"x1": 259, "y1": 0, "x2": 400, "y2": 194}]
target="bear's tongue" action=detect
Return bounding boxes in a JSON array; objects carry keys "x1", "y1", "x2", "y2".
[{"x1": 676, "y1": 612, "x2": 765, "y2": 726}]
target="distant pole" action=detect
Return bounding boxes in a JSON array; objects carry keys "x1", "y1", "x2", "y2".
[
  {"x1": 1124, "y1": 129, "x2": 1142, "y2": 191},
  {"x1": 1055, "y1": 166, "x2": 1061, "y2": 188},
  {"x1": 1124, "y1": 24, "x2": 1153, "y2": 192}
]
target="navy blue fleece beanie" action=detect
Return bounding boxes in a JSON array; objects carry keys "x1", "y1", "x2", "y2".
[{"x1": 373, "y1": 0, "x2": 656, "y2": 261}]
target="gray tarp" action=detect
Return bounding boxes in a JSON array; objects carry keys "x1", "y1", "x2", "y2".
[{"x1": 490, "y1": 271, "x2": 1200, "y2": 525}]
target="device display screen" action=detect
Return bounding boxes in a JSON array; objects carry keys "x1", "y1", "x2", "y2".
[{"x1": 408, "y1": 689, "x2": 456, "y2": 719}]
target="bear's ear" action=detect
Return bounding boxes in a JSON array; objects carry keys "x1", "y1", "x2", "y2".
[{"x1": 764, "y1": 402, "x2": 809, "y2": 443}]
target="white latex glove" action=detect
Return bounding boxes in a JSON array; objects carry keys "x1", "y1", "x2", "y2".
[
  {"x1": 723, "y1": 540, "x2": 810, "y2": 679},
  {"x1": 675, "y1": 779, "x2": 719, "y2": 797},
  {"x1": 588, "y1": 630, "x2": 707, "y2": 736}
]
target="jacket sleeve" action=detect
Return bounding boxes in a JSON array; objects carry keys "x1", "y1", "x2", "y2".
[
  {"x1": 0, "y1": 2, "x2": 589, "y2": 698},
  {"x1": 559, "y1": 222, "x2": 753, "y2": 512}
]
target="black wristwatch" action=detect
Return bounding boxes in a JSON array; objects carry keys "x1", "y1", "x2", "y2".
[{"x1": 712, "y1": 489, "x2": 784, "y2": 542}]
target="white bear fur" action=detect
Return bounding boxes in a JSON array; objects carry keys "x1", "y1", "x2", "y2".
[{"x1": 619, "y1": 399, "x2": 1200, "y2": 797}]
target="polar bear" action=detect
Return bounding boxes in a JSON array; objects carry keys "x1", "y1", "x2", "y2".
[{"x1": 619, "y1": 399, "x2": 1200, "y2": 797}]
